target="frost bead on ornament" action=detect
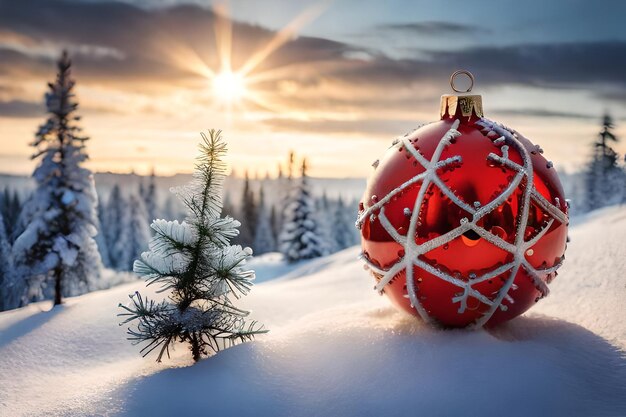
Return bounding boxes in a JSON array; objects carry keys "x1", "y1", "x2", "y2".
[{"x1": 357, "y1": 70, "x2": 569, "y2": 328}]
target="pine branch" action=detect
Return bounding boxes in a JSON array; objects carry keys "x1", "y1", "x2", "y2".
[
  {"x1": 119, "y1": 130, "x2": 266, "y2": 362},
  {"x1": 207, "y1": 248, "x2": 255, "y2": 298}
]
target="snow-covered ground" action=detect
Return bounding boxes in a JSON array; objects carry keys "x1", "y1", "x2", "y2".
[{"x1": 1, "y1": 207, "x2": 625, "y2": 416}]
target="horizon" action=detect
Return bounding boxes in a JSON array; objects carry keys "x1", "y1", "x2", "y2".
[
  {"x1": 0, "y1": 168, "x2": 367, "y2": 180},
  {"x1": 1, "y1": 0, "x2": 625, "y2": 177}
]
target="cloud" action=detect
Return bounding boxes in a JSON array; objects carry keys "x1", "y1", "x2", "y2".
[
  {"x1": 0, "y1": 99, "x2": 43, "y2": 118},
  {"x1": 0, "y1": 0, "x2": 351, "y2": 86},
  {"x1": 0, "y1": 0, "x2": 625, "y2": 127},
  {"x1": 492, "y1": 108, "x2": 598, "y2": 120},
  {"x1": 598, "y1": 89, "x2": 626, "y2": 103},
  {"x1": 0, "y1": 47, "x2": 51, "y2": 77},
  {"x1": 0, "y1": 96, "x2": 129, "y2": 118},
  {"x1": 492, "y1": 108, "x2": 626, "y2": 122},
  {"x1": 422, "y1": 42, "x2": 626, "y2": 88},
  {"x1": 262, "y1": 117, "x2": 425, "y2": 136},
  {"x1": 317, "y1": 41, "x2": 626, "y2": 92},
  {"x1": 376, "y1": 21, "x2": 490, "y2": 37}
]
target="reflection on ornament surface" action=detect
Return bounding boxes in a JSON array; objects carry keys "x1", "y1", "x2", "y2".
[{"x1": 357, "y1": 116, "x2": 569, "y2": 328}]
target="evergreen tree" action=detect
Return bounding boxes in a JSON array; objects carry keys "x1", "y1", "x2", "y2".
[
  {"x1": 114, "y1": 194, "x2": 151, "y2": 271},
  {"x1": 2, "y1": 188, "x2": 22, "y2": 242},
  {"x1": 287, "y1": 151, "x2": 295, "y2": 180},
  {"x1": 238, "y1": 171, "x2": 257, "y2": 247},
  {"x1": 0, "y1": 189, "x2": 7, "y2": 236},
  {"x1": 163, "y1": 194, "x2": 184, "y2": 221},
  {"x1": 276, "y1": 151, "x2": 294, "y2": 246},
  {"x1": 586, "y1": 114, "x2": 621, "y2": 210},
  {"x1": 11, "y1": 190, "x2": 21, "y2": 222},
  {"x1": 253, "y1": 186, "x2": 276, "y2": 254},
  {"x1": 12, "y1": 51, "x2": 102, "y2": 306},
  {"x1": 269, "y1": 204, "x2": 279, "y2": 245},
  {"x1": 0, "y1": 212, "x2": 12, "y2": 311},
  {"x1": 222, "y1": 191, "x2": 235, "y2": 219},
  {"x1": 95, "y1": 198, "x2": 112, "y2": 268},
  {"x1": 105, "y1": 184, "x2": 125, "y2": 268},
  {"x1": 332, "y1": 197, "x2": 358, "y2": 250},
  {"x1": 277, "y1": 164, "x2": 283, "y2": 180},
  {"x1": 316, "y1": 192, "x2": 335, "y2": 255},
  {"x1": 143, "y1": 169, "x2": 157, "y2": 222},
  {"x1": 11, "y1": 191, "x2": 26, "y2": 244},
  {"x1": 586, "y1": 152, "x2": 603, "y2": 211},
  {"x1": 279, "y1": 159, "x2": 324, "y2": 263},
  {"x1": 119, "y1": 130, "x2": 266, "y2": 362},
  {"x1": 139, "y1": 181, "x2": 146, "y2": 205},
  {"x1": 622, "y1": 155, "x2": 626, "y2": 205}
]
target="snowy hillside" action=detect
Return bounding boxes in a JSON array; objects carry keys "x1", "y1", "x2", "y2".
[{"x1": 1, "y1": 207, "x2": 625, "y2": 416}]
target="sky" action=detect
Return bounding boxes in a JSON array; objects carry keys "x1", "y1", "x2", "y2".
[{"x1": 0, "y1": 0, "x2": 625, "y2": 177}]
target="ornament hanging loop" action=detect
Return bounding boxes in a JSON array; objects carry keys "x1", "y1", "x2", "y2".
[
  {"x1": 450, "y1": 70, "x2": 474, "y2": 93},
  {"x1": 441, "y1": 70, "x2": 483, "y2": 119}
]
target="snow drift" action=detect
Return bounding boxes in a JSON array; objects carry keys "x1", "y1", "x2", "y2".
[{"x1": 1, "y1": 207, "x2": 625, "y2": 416}]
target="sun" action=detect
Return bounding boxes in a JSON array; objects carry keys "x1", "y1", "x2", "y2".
[
  {"x1": 165, "y1": 2, "x2": 329, "y2": 113},
  {"x1": 212, "y1": 70, "x2": 247, "y2": 103}
]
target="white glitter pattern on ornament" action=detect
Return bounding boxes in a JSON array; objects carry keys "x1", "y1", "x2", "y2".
[{"x1": 357, "y1": 118, "x2": 568, "y2": 328}]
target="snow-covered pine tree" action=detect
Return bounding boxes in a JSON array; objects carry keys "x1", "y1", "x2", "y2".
[
  {"x1": 270, "y1": 204, "x2": 279, "y2": 245},
  {"x1": 585, "y1": 148, "x2": 603, "y2": 212},
  {"x1": 142, "y1": 169, "x2": 157, "y2": 222},
  {"x1": 315, "y1": 192, "x2": 335, "y2": 255},
  {"x1": 0, "y1": 190, "x2": 7, "y2": 237},
  {"x1": 1, "y1": 189, "x2": 10, "y2": 237},
  {"x1": 622, "y1": 155, "x2": 626, "y2": 205},
  {"x1": 12, "y1": 51, "x2": 101, "y2": 306},
  {"x1": 275, "y1": 151, "x2": 293, "y2": 250},
  {"x1": 253, "y1": 186, "x2": 276, "y2": 255},
  {"x1": 95, "y1": 197, "x2": 112, "y2": 268},
  {"x1": 118, "y1": 130, "x2": 266, "y2": 362},
  {"x1": 4, "y1": 188, "x2": 23, "y2": 242},
  {"x1": 586, "y1": 114, "x2": 622, "y2": 211},
  {"x1": 237, "y1": 171, "x2": 257, "y2": 247},
  {"x1": 114, "y1": 194, "x2": 151, "y2": 271},
  {"x1": 332, "y1": 197, "x2": 358, "y2": 250},
  {"x1": 163, "y1": 194, "x2": 185, "y2": 221},
  {"x1": 0, "y1": 212, "x2": 12, "y2": 311},
  {"x1": 105, "y1": 184, "x2": 125, "y2": 269},
  {"x1": 222, "y1": 191, "x2": 235, "y2": 219},
  {"x1": 279, "y1": 159, "x2": 324, "y2": 263}
]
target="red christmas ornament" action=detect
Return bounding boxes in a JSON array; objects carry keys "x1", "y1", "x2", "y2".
[{"x1": 357, "y1": 70, "x2": 569, "y2": 328}]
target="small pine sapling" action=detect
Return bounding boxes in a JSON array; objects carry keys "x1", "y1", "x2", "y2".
[{"x1": 119, "y1": 131, "x2": 267, "y2": 362}]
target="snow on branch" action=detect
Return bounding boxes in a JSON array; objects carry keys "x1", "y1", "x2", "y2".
[
  {"x1": 10, "y1": 51, "x2": 101, "y2": 308},
  {"x1": 119, "y1": 130, "x2": 266, "y2": 362}
]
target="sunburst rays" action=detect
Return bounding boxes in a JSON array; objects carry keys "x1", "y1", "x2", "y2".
[{"x1": 160, "y1": 0, "x2": 330, "y2": 118}]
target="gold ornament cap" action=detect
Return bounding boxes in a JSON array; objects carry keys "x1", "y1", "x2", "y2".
[{"x1": 440, "y1": 70, "x2": 484, "y2": 120}]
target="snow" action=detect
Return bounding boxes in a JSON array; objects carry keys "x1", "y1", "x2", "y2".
[
  {"x1": 1, "y1": 207, "x2": 625, "y2": 416},
  {"x1": 246, "y1": 252, "x2": 294, "y2": 283}
]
